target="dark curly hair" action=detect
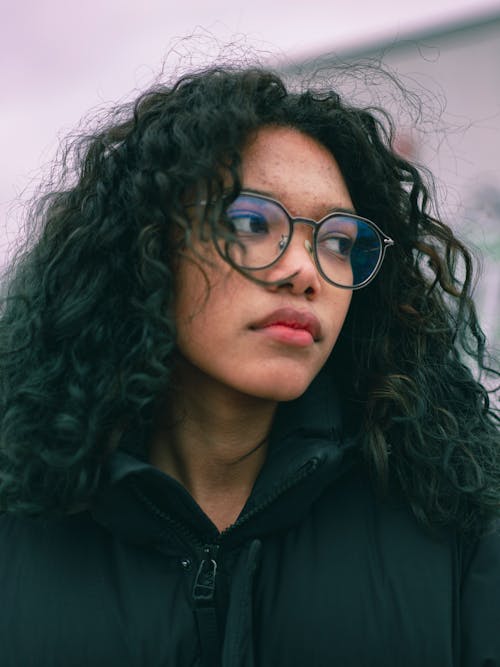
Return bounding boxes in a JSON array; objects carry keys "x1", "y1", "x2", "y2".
[{"x1": 1, "y1": 65, "x2": 499, "y2": 535}]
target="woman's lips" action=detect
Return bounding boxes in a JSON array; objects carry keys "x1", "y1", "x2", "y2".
[
  {"x1": 250, "y1": 307, "x2": 321, "y2": 347},
  {"x1": 254, "y1": 324, "x2": 314, "y2": 347}
]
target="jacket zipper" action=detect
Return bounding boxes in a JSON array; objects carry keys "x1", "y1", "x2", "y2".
[
  {"x1": 131, "y1": 457, "x2": 318, "y2": 601},
  {"x1": 132, "y1": 460, "x2": 317, "y2": 663},
  {"x1": 192, "y1": 543, "x2": 220, "y2": 603},
  {"x1": 220, "y1": 457, "x2": 318, "y2": 539}
]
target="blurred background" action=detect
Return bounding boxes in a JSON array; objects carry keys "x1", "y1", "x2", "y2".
[{"x1": 1, "y1": 0, "x2": 499, "y2": 343}]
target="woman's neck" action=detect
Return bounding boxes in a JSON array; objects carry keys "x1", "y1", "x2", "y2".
[{"x1": 149, "y1": 364, "x2": 277, "y2": 531}]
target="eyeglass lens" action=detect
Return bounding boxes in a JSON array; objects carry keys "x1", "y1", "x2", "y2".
[{"x1": 223, "y1": 194, "x2": 384, "y2": 288}]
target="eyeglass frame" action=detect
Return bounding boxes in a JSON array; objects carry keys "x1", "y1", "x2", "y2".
[{"x1": 214, "y1": 190, "x2": 395, "y2": 291}]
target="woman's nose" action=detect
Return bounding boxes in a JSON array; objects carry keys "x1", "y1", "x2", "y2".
[{"x1": 263, "y1": 224, "x2": 322, "y2": 296}]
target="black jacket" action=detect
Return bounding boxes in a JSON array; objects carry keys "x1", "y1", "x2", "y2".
[{"x1": 1, "y1": 372, "x2": 500, "y2": 666}]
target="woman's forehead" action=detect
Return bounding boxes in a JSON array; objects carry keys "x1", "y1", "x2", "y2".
[{"x1": 239, "y1": 126, "x2": 353, "y2": 219}]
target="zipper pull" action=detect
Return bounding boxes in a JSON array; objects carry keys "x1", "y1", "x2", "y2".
[{"x1": 193, "y1": 544, "x2": 219, "y2": 603}]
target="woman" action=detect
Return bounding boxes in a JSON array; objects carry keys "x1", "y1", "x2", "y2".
[{"x1": 0, "y1": 66, "x2": 499, "y2": 666}]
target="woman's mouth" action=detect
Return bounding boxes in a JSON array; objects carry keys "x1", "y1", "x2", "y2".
[{"x1": 249, "y1": 307, "x2": 321, "y2": 347}]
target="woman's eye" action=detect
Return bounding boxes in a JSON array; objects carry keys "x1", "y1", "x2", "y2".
[
  {"x1": 320, "y1": 234, "x2": 354, "y2": 256},
  {"x1": 228, "y1": 213, "x2": 269, "y2": 236}
]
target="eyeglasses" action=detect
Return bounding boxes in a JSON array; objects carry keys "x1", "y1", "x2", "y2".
[{"x1": 215, "y1": 191, "x2": 394, "y2": 290}]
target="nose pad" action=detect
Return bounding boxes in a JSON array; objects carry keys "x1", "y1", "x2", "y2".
[
  {"x1": 303, "y1": 238, "x2": 320, "y2": 277},
  {"x1": 278, "y1": 234, "x2": 288, "y2": 251}
]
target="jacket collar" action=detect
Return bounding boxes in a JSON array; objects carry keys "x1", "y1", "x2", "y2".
[{"x1": 92, "y1": 367, "x2": 360, "y2": 549}]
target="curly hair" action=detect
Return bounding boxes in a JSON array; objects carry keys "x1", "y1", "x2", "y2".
[{"x1": 1, "y1": 66, "x2": 499, "y2": 535}]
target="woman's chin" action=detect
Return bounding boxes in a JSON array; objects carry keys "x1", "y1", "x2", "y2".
[{"x1": 242, "y1": 378, "x2": 312, "y2": 403}]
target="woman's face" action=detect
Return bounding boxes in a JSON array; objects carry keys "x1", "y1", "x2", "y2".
[{"x1": 174, "y1": 126, "x2": 353, "y2": 402}]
